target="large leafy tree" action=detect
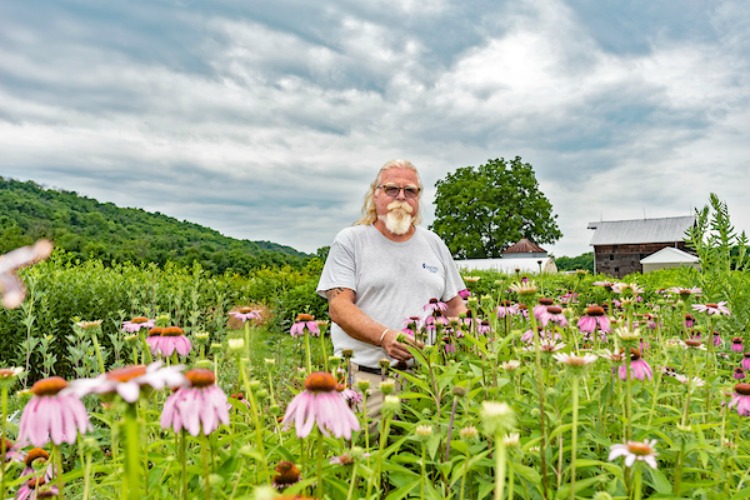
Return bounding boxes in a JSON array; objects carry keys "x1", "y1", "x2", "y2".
[{"x1": 430, "y1": 157, "x2": 562, "y2": 259}]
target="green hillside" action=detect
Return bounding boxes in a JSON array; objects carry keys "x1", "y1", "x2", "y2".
[{"x1": 0, "y1": 177, "x2": 309, "y2": 273}]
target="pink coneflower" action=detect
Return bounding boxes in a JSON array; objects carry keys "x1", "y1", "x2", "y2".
[
  {"x1": 146, "y1": 327, "x2": 163, "y2": 353},
  {"x1": 161, "y1": 368, "x2": 229, "y2": 436},
  {"x1": 533, "y1": 298, "x2": 556, "y2": 320},
  {"x1": 592, "y1": 281, "x2": 615, "y2": 292},
  {"x1": 618, "y1": 349, "x2": 653, "y2": 381},
  {"x1": 496, "y1": 300, "x2": 520, "y2": 318},
  {"x1": 734, "y1": 368, "x2": 745, "y2": 380},
  {"x1": 272, "y1": 461, "x2": 302, "y2": 491},
  {"x1": 154, "y1": 326, "x2": 192, "y2": 357},
  {"x1": 121, "y1": 316, "x2": 154, "y2": 333},
  {"x1": 539, "y1": 305, "x2": 568, "y2": 327},
  {"x1": 71, "y1": 362, "x2": 185, "y2": 403},
  {"x1": 643, "y1": 314, "x2": 659, "y2": 330},
  {"x1": 692, "y1": 302, "x2": 730, "y2": 316},
  {"x1": 682, "y1": 339, "x2": 707, "y2": 351},
  {"x1": 741, "y1": 353, "x2": 750, "y2": 371},
  {"x1": 730, "y1": 383, "x2": 750, "y2": 416},
  {"x1": 458, "y1": 289, "x2": 471, "y2": 300},
  {"x1": 18, "y1": 377, "x2": 91, "y2": 447},
  {"x1": 668, "y1": 287, "x2": 702, "y2": 299},
  {"x1": 476, "y1": 319, "x2": 491, "y2": 335},
  {"x1": 608, "y1": 439, "x2": 658, "y2": 469},
  {"x1": 424, "y1": 298, "x2": 448, "y2": 313},
  {"x1": 732, "y1": 337, "x2": 744, "y2": 353},
  {"x1": 2, "y1": 438, "x2": 22, "y2": 463},
  {"x1": 0, "y1": 239, "x2": 53, "y2": 309},
  {"x1": 290, "y1": 314, "x2": 320, "y2": 337},
  {"x1": 424, "y1": 314, "x2": 449, "y2": 331},
  {"x1": 684, "y1": 314, "x2": 695, "y2": 328},
  {"x1": 20, "y1": 447, "x2": 54, "y2": 481},
  {"x1": 535, "y1": 338, "x2": 566, "y2": 353},
  {"x1": 281, "y1": 372, "x2": 360, "y2": 439},
  {"x1": 340, "y1": 387, "x2": 363, "y2": 407},
  {"x1": 229, "y1": 307, "x2": 262, "y2": 323},
  {"x1": 559, "y1": 291, "x2": 578, "y2": 304},
  {"x1": 599, "y1": 348, "x2": 625, "y2": 363},
  {"x1": 713, "y1": 332, "x2": 723, "y2": 347},
  {"x1": 577, "y1": 305, "x2": 611, "y2": 334},
  {"x1": 612, "y1": 282, "x2": 644, "y2": 296},
  {"x1": 16, "y1": 477, "x2": 58, "y2": 500}
]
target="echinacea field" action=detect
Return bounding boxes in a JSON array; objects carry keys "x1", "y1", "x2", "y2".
[{"x1": 1, "y1": 205, "x2": 749, "y2": 500}]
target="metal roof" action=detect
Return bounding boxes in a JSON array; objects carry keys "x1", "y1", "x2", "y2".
[
  {"x1": 640, "y1": 247, "x2": 699, "y2": 264},
  {"x1": 503, "y1": 238, "x2": 547, "y2": 255},
  {"x1": 587, "y1": 215, "x2": 695, "y2": 245}
]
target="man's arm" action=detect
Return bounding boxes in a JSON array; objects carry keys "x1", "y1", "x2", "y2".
[
  {"x1": 445, "y1": 295, "x2": 468, "y2": 318},
  {"x1": 326, "y1": 287, "x2": 420, "y2": 362}
]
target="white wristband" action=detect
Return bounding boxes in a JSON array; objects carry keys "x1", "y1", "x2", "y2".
[{"x1": 379, "y1": 328, "x2": 390, "y2": 346}]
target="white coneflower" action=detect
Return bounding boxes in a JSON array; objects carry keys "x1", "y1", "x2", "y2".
[
  {"x1": 501, "y1": 360, "x2": 521, "y2": 371},
  {"x1": 227, "y1": 338, "x2": 245, "y2": 352},
  {"x1": 503, "y1": 432, "x2": 520, "y2": 447},
  {"x1": 608, "y1": 439, "x2": 658, "y2": 469},
  {"x1": 415, "y1": 425, "x2": 433, "y2": 439},
  {"x1": 459, "y1": 426, "x2": 479, "y2": 441},
  {"x1": 508, "y1": 281, "x2": 538, "y2": 296},
  {"x1": 552, "y1": 352, "x2": 598, "y2": 375},
  {"x1": 614, "y1": 325, "x2": 641, "y2": 342},
  {"x1": 480, "y1": 401, "x2": 516, "y2": 437}
]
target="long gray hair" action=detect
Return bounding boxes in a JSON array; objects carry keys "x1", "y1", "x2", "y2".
[{"x1": 355, "y1": 159, "x2": 423, "y2": 225}]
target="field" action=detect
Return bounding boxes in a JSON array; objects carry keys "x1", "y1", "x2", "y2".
[{"x1": 1, "y1": 227, "x2": 749, "y2": 499}]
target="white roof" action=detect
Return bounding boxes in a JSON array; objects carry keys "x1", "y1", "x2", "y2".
[
  {"x1": 588, "y1": 216, "x2": 695, "y2": 245},
  {"x1": 455, "y1": 257, "x2": 557, "y2": 274},
  {"x1": 640, "y1": 247, "x2": 699, "y2": 264}
]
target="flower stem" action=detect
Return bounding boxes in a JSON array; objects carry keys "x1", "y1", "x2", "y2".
[
  {"x1": 316, "y1": 428, "x2": 324, "y2": 499},
  {"x1": 320, "y1": 332, "x2": 328, "y2": 372},
  {"x1": 180, "y1": 431, "x2": 188, "y2": 500},
  {"x1": 570, "y1": 375, "x2": 579, "y2": 500},
  {"x1": 91, "y1": 331, "x2": 106, "y2": 374},
  {"x1": 122, "y1": 403, "x2": 142, "y2": 500},
  {"x1": 421, "y1": 443, "x2": 427, "y2": 500},
  {"x1": 530, "y1": 312, "x2": 549, "y2": 499},
  {"x1": 53, "y1": 443, "x2": 65, "y2": 500},
  {"x1": 238, "y1": 356, "x2": 270, "y2": 482},
  {"x1": 304, "y1": 332, "x2": 312, "y2": 374},
  {"x1": 494, "y1": 434, "x2": 507, "y2": 500},
  {"x1": 200, "y1": 432, "x2": 211, "y2": 499},
  {"x1": 1, "y1": 385, "x2": 8, "y2": 500}
]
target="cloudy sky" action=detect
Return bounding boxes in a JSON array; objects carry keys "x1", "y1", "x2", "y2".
[{"x1": 2, "y1": 0, "x2": 749, "y2": 258}]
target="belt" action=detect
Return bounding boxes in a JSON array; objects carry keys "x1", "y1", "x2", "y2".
[{"x1": 356, "y1": 365, "x2": 382, "y2": 375}]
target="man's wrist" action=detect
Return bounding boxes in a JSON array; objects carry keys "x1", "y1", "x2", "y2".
[{"x1": 378, "y1": 328, "x2": 390, "y2": 346}]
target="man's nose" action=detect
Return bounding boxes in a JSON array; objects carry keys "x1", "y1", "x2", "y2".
[{"x1": 396, "y1": 188, "x2": 407, "y2": 200}]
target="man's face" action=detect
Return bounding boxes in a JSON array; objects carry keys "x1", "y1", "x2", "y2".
[{"x1": 374, "y1": 167, "x2": 420, "y2": 235}]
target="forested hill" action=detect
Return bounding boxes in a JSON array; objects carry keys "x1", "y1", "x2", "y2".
[{"x1": 0, "y1": 177, "x2": 309, "y2": 274}]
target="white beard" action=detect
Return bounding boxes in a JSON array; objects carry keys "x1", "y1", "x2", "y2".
[{"x1": 379, "y1": 201, "x2": 414, "y2": 235}]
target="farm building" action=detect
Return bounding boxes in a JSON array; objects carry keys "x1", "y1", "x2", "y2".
[
  {"x1": 640, "y1": 247, "x2": 700, "y2": 273},
  {"x1": 587, "y1": 215, "x2": 696, "y2": 278},
  {"x1": 455, "y1": 238, "x2": 558, "y2": 274}
]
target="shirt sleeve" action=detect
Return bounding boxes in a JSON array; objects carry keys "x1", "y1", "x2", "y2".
[
  {"x1": 316, "y1": 229, "x2": 357, "y2": 299},
  {"x1": 437, "y1": 238, "x2": 466, "y2": 302}
]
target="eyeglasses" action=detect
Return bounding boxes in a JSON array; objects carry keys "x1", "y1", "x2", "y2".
[{"x1": 377, "y1": 184, "x2": 421, "y2": 199}]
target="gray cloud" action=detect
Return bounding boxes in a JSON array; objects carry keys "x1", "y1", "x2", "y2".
[{"x1": 1, "y1": 0, "x2": 749, "y2": 259}]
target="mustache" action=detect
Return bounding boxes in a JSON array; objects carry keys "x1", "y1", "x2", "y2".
[{"x1": 386, "y1": 201, "x2": 414, "y2": 213}]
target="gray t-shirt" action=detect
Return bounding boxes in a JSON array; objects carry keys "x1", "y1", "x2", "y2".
[{"x1": 316, "y1": 224, "x2": 466, "y2": 368}]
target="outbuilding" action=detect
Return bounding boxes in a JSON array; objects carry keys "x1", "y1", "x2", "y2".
[{"x1": 640, "y1": 246, "x2": 700, "y2": 273}]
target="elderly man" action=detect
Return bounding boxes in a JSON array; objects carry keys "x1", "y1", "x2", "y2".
[{"x1": 317, "y1": 159, "x2": 466, "y2": 403}]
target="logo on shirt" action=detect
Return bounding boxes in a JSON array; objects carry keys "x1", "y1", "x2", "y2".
[{"x1": 422, "y1": 262, "x2": 438, "y2": 273}]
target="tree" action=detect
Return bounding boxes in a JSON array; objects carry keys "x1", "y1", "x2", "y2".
[{"x1": 430, "y1": 157, "x2": 562, "y2": 259}]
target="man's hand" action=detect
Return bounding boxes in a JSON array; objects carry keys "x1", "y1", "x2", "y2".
[{"x1": 381, "y1": 329, "x2": 423, "y2": 362}]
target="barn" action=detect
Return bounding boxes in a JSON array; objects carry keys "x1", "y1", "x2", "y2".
[{"x1": 587, "y1": 215, "x2": 696, "y2": 278}]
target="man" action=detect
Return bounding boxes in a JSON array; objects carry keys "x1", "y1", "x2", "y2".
[{"x1": 317, "y1": 159, "x2": 466, "y2": 400}]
